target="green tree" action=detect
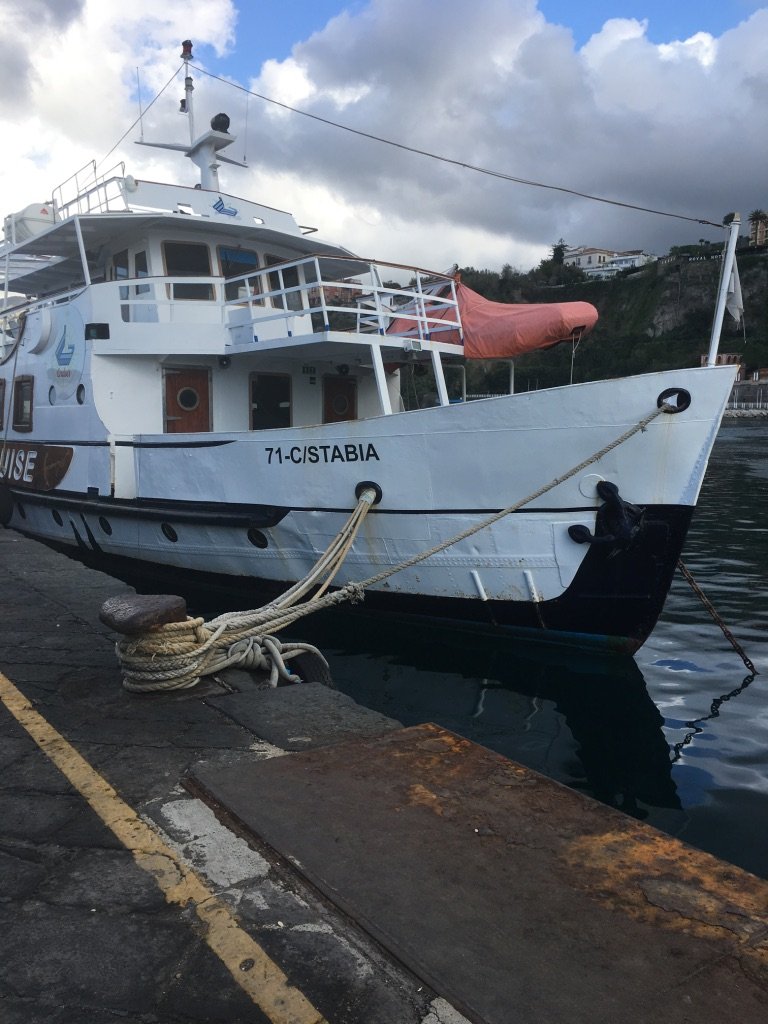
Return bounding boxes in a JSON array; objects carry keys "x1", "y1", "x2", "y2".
[{"x1": 551, "y1": 238, "x2": 567, "y2": 265}]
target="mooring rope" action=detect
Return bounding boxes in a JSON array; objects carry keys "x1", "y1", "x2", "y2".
[
  {"x1": 118, "y1": 621, "x2": 330, "y2": 693},
  {"x1": 115, "y1": 486, "x2": 378, "y2": 691},
  {"x1": 115, "y1": 403, "x2": 668, "y2": 691}
]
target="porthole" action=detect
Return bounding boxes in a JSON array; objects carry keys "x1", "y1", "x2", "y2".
[
  {"x1": 161, "y1": 522, "x2": 178, "y2": 543},
  {"x1": 247, "y1": 527, "x2": 269, "y2": 548},
  {"x1": 99, "y1": 516, "x2": 112, "y2": 535},
  {"x1": 16, "y1": 502, "x2": 26, "y2": 519},
  {"x1": 52, "y1": 509, "x2": 63, "y2": 526},
  {"x1": 48, "y1": 385, "x2": 57, "y2": 406},
  {"x1": 177, "y1": 387, "x2": 200, "y2": 411},
  {"x1": 332, "y1": 395, "x2": 349, "y2": 416},
  {"x1": 76, "y1": 384, "x2": 86, "y2": 405}
]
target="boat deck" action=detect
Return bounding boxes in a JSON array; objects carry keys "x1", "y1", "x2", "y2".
[{"x1": 1, "y1": 529, "x2": 767, "y2": 1023}]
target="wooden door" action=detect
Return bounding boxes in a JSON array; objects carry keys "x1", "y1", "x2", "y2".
[
  {"x1": 164, "y1": 368, "x2": 211, "y2": 433},
  {"x1": 323, "y1": 375, "x2": 357, "y2": 424}
]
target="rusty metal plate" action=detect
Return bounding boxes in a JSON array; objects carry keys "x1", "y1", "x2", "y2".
[{"x1": 189, "y1": 725, "x2": 768, "y2": 1024}]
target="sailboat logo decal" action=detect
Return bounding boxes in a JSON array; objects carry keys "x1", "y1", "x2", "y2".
[
  {"x1": 213, "y1": 196, "x2": 238, "y2": 216},
  {"x1": 55, "y1": 326, "x2": 75, "y2": 366}
]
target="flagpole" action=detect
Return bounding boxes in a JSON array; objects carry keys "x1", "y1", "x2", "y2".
[{"x1": 706, "y1": 212, "x2": 741, "y2": 367}]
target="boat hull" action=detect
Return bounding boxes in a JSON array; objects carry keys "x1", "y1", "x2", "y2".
[
  {"x1": 0, "y1": 365, "x2": 734, "y2": 652},
  {"x1": 21, "y1": 501, "x2": 691, "y2": 654}
]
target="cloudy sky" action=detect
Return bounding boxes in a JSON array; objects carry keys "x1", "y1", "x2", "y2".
[{"x1": 1, "y1": 0, "x2": 766, "y2": 272}]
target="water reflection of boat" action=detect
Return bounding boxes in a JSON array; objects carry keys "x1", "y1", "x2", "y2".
[{"x1": 282, "y1": 615, "x2": 682, "y2": 818}]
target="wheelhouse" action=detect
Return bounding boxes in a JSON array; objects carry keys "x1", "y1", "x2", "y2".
[{"x1": 0, "y1": 164, "x2": 466, "y2": 440}]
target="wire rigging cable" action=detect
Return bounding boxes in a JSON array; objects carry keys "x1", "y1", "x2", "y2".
[
  {"x1": 96, "y1": 64, "x2": 185, "y2": 171},
  {"x1": 189, "y1": 62, "x2": 723, "y2": 229}
]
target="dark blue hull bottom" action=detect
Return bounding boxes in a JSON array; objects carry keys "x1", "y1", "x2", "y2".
[{"x1": 15, "y1": 502, "x2": 694, "y2": 655}]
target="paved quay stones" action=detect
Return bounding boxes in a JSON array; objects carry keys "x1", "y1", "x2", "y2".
[
  {"x1": 2, "y1": 529, "x2": 768, "y2": 1024},
  {"x1": 0, "y1": 529, "x2": 451, "y2": 1024}
]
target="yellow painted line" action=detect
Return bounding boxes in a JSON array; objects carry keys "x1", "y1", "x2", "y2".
[{"x1": 0, "y1": 670, "x2": 327, "y2": 1024}]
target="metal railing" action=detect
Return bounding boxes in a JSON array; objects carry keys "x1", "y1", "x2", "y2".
[
  {"x1": 52, "y1": 160, "x2": 128, "y2": 220},
  {"x1": 727, "y1": 386, "x2": 768, "y2": 410},
  {"x1": 52, "y1": 257, "x2": 464, "y2": 347},
  {"x1": 88, "y1": 277, "x2": 226, "y2": 326},
  {"x1": 222, "y1": 255, "x2": 463, "y2": 345}
]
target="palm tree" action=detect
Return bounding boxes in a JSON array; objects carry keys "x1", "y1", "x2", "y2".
[{"x1": 748, "y1": 209, "x2": 767, "y2": 246}]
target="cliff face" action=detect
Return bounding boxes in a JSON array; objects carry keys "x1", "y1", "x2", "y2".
[
  {"x1": 526, "y1": 255, "x2": 764, "y2": 336},
  {"x1": 636, "y1": 256, "x2": 766, "y2": 340},
  {"x1": 497, "y1": 253, "x2": 768, "y2": 389},
  {"x1": 525, "y1": 253, "x2": 765, "y2": 356}
]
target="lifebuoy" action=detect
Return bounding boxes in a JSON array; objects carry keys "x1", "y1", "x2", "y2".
[{"x1": 23, "y1": 307, "x2": 53, "y2": 354}]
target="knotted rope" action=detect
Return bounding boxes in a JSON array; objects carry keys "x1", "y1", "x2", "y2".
[
  {"x1": 117, "y1": 617, "x2": 329, "y2": 692},
  {"x1": 115, "y1": 487, "x2": 376, "y2": 691}
]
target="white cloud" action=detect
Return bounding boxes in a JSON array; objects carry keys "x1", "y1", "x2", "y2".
[
  {"x1": 581, "y1": 17, "x2": 649, "y2": 67},
  {"x1": 234, "y1": 1, "x2": 768, "y2": 265},
  {"x1": 258, "y1": 57, "x2": 316, "y2": 110},
  {"x1": 1, "y1": 0, "x2": 767, "y2": 274},
  {"x1": 658, "y1": 32, "x2": 718, "y2": 67},
  {"x1": 0, "y1": 0, "x2": 236, "y2": 210}
]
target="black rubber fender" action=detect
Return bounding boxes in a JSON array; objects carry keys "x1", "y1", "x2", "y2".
[{"x1": 0, "y1": 485, "x2": 14, "y2": 527}]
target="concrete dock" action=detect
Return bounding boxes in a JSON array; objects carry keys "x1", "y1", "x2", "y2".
[{"x1": 1, "y1": 528, "x2": 767, "y2": 1023}]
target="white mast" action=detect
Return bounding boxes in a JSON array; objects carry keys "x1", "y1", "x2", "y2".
[
  {"x1": 135, "y1": 40, "x2": 246, "y2": 192},
  {"x1": 181, "y1": 40, "x2": 196, "y2": 143}
]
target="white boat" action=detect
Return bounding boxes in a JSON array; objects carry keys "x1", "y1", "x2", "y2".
[{"x1": 0, "y1": 42, "x2": 739, "y2": 654}]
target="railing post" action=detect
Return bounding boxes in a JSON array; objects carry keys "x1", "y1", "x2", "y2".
[
  {"x1": 450, "y1": 279, "x2": 463, "y2": 342},
  {"x1": 431, "y1": 349, "x2": 450, "y2": 407},
  {"x1": 371, "y1": 343, "x2": 393, "y2": 415},
  {"x1": 73, "y1": 217, "x2": 91, "y2": 287},
  {"x1": 369, "y1": 264, "x2": 388, "y2": 335},
  {"x1": 415, "y1": 273, "x2": 427, "y2": 341}
]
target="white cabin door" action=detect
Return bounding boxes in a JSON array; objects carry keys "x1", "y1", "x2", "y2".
[{"x1": 164, "y1": 368, "x2": 211, "y2": 433}]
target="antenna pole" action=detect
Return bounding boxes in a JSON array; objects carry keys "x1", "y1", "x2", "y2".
[
  {"x1": 181, "y1": 40, "x2": 196, "y2": 144},
  {"x1": 136, "y1": 67, "x2": 144, "y2": 140}
]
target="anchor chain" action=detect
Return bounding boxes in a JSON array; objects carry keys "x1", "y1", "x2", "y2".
[
  {"x1": 670, "y1": 673, "x2": 756, "y2": 763},
  {"x1": 676, "y1": 559, "x2": 758, "y2": 676}
]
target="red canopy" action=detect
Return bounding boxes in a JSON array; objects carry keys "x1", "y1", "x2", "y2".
[
  {"x1": 387, "y1": 282, "x2": 598, "y2": 359},
  {"x1": 458, "y1": 283, "x2": 597, "y2": 359}
]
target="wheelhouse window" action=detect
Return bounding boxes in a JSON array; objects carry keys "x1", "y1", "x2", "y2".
[
  {"x1": 112, "y1": 249, "x2": 130, "y2": 315},
  {"x1": 265, "y1": 255, "x2": 303, "y2": 311},
  {"x1": 112, "y1": 250, "x2": 129, "y2": 283},
  {"x1": 162, "y1": 241, "x2": 214, "y2": 300},
  {"x1": 250, "y1": 373, "x2": 291, "y2": 430},
  {"x1": 219, "y1": 246, "x2": 263, "y2": 303},
  {"x1": 135, "y1": 250, "x2": 150, "y2": 292},
  {"x1": 117, "y1": 250, "x2": 157, "y2": 323},
  {"x1": 12, "y1": 376, "x2": 33, "y2": 432},
  {"x1": 130, "y1": 250, "x2": 158, "y2": 322}
]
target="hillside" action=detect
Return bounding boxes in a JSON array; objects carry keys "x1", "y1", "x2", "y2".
[{"x1": 460, "y1": 253, "x2": 768, "y2": 394}]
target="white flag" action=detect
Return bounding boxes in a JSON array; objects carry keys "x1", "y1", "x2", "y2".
[{"x1": 726, "y1": 259, "x2": 743, "y2": 324}]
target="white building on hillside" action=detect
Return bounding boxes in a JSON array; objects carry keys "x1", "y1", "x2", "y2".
[
  {"x1": 564, "y1": 246, "x2": 655, "y2": 279},
  {"x1": 564, "y1": 246, "x2": 617, "y2": 270}
]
